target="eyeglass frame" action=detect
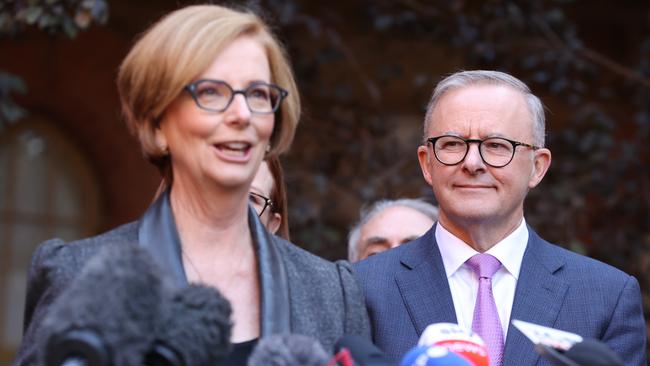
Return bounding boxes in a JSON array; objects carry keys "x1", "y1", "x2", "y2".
[
  {"x1": 249, "y1": 192, "x2": 274, "y2": 217},
  {"x1": 426, "y1": 134, "x2": 540, "y2": 168},
  {"x1": 184, "y1": 79, "x2": 289, "y2": 114}
]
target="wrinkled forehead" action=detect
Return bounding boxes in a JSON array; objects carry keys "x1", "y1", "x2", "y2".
[
  {"x1": 428, "y1": 85, "x2": 535, "y2": 139},
  {"x1": 361, "y1": 206, "x2": 434, "y2": 241}
]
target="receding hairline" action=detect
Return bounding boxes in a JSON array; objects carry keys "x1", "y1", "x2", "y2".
[
  {"x1": 347, "y1": 198, "x2": 438, "y2": 261},
  {"x1": 423, "y1": 70, "x2": 546, "y2": 147}
]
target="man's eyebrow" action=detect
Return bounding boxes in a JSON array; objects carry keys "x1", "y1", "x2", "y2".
[
  {"x1": 364, "y1": 237, "x2": 389, "y2": 246},
  {"x1": 399, "y1": 236, "x2": 420, "y2": 244}
]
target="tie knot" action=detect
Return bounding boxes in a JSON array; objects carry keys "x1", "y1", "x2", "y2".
[{"x1": 466, "y1": 253, "x2": 501, "y2": 279}]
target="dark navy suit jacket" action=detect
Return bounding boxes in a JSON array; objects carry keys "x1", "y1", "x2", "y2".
[{"x1": 353, "y1": 225, "x2": 646, "y2": 366}]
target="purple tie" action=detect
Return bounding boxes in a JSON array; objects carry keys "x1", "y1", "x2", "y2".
[{"x1": 466, "y1": 253, "x2": 504, "y2": 366}]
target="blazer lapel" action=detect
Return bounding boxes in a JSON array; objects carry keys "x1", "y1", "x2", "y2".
[
  {"x1": 249, "y1": 206, "x2": 291, "y2": 335},
  {"x1": 395, "y1": 227, "x2": 457, "y2": 336},
  {"x1": 502, "y1": 228, "x2": 569, "y2": 366},
  {"x1": 137, "y1": 190, "x2": 187, "y2": 286}
]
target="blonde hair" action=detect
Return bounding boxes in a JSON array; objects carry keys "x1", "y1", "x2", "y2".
[{"x1": 117, "y1": 5, "x2": 300, "y2": 179}]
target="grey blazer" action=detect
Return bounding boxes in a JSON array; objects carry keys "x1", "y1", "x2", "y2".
[
  {"x1": 354, "y1": 224, "x2": 646, "y2": 366},
  {"x1": 14, "y1": 192, "x2": 370, "y2": 365}
]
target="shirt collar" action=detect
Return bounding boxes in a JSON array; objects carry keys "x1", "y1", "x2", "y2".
[{"x1": 435, "y1": 219, "x2": 528, "y2": 279}]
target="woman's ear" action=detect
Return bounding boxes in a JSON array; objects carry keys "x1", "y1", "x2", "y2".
[
  {"x1": 266, "y1": 212, "x2": 281, "y2": 235},
  {"x1": 154, "y1": 126, "x2": 168, "y2": 154}
]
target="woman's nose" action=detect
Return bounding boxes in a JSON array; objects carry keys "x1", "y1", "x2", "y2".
[{"x1": 224, "y1": 94, "x2": 251, "y2": 127}]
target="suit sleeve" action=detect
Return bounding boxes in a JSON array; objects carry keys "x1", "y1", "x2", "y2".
[
  {"x1": 12, "y1": 239, "x2": 67, "y2": 366},
  {"x1": 601, "y1": 275, "x2": 647, "y2": 366},
  {"x1": 335, "y1": 260, "x2": 371, "y2": 339}
]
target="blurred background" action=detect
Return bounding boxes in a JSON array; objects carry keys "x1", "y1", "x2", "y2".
[{"x1": 0, "y1": 0, "x2": 648, "y2": 363}]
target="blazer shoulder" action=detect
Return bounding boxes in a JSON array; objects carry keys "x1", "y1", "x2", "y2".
[
  {"x1": 27, "y1": 222, "x2": 138, "y2": 287},
  {"x1": 273, "y1": 236, "x2": 339, "y2": 275},
  {"x1": 27, "y1": 222, "x2": 139, "y2": 281},
  {"x1": 272, "y1": 237, "x2": 370, "y2": 340},
  {"x1": 68, "y1": 221, "x2": 139, "y2": 248},
  {"x1": 24, "y1": 222, "x2": 139, "y2": 310},
  {"x1": 353, "y1": 235, "x2": 428, "y2": 284},
  {"x1": 534, "y1": 235, "x2": 633, "y2": 284},
  {"x1": 533, "y1": 236, "x2": 646, "y2": 365},
  {"x1": 273, "y1": 237, "x2": 349, "y2": 300},
  {"x1": 14, "y1": 222, "x2": 139, "y2": 366}
]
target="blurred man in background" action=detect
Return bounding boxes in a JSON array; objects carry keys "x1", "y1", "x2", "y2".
[{"x1": 348, "y1": 198, "x2": 438, "y2": 262}]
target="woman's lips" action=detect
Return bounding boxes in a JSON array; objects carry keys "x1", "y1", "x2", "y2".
[{"x1": 213, "y1": 141, "x2": 253, "y2": 161}]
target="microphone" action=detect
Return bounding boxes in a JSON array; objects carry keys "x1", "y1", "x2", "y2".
[
  {"x1": 417, "y1": 323, "x2": 489, "y2": 366},
  {"x1": 37, "y1": 243, "x2": 170, "y2": 366},
  {"x1": 330, "y1": 335, "x2": 395, "y2": 366},
  {"x1": 247, "y1": 334, "x2": 330, "y2": 366},
  {"x1": 512, "y1": 319, "x2": 624, "y2": 366},
  {"x1": 568, "y1": 339, "x2": 625, "y2": 366},
  {"x1": 146, "y1": 284, "x2": 233, "y2": 366},
  {"x1": 400, "y1": 345, "x2": 472, "y2": 366}
]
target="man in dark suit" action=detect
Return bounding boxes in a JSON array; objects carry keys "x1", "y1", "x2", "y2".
[{"x1": 353, "y1": 70, "x2": 646, "y2": 366}]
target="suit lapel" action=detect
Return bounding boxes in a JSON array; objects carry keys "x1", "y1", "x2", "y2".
[
  {"x1": 395, "y1": 228, "x2": 457, "y2": 336},
  {"x1": 502, "y1": 229, "x2": 569, "y2": 366}
]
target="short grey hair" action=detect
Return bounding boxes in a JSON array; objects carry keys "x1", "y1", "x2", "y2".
[
  {"x1": 347, "y1": 198, "x2": 439, "y2": 262},
  {"x1": 423, "y1": 70, "x2": 546, "y2": 147}
]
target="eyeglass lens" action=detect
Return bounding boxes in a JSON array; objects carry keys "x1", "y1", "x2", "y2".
[
  {"x1": 191, "y1": 80, "x2": 282, "y2": 113},
  {"x1": 249, "y1": 193, "x2": 271, "y2": 217},
  {"x1": 433, "y1": 136, "x2": 515, "y2": 167}
]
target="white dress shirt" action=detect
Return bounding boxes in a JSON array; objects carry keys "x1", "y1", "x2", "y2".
[{"x1": 435, "y1": 219, "x2": 528, "y2": 337}]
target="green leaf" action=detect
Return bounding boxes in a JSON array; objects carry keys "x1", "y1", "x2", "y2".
[
  {"x1": 62, "y1": 17, "x2": 78, "y2": 38},
  {"x1": 38, "y1": 13, "x2": 54, "y2": 29},
  {"x1": 23, "y1": 6, "x2": 43, "y2": 25},
  {"x1": 0, "y1": 101, "x2": 27, "y2": 123},
  {"x1": 74, "y1": 9, "x2": 92, "y2": 29},
  {"x1": 0, "y1": 72, "x2": 27, "y2": 94}
]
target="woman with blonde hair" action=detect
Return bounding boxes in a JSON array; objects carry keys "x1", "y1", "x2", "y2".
[{"x1": 15, "y1": 5, "x2": 369, "y2": 365}]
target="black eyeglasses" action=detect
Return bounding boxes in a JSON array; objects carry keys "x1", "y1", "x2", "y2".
[
  {"x1": 426, "y1": 135, "x2": 540, "y2": 168},
  {"x1": 185, "y1": 79, "x2": 288, "y2": 114},
  {"x1": 249, "y1": 192, "x2": 274, "y2": 217}
]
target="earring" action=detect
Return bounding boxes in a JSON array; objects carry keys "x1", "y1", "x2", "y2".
[{"x1": 265, "y1": 144, "x2": 271, "y2": 153}]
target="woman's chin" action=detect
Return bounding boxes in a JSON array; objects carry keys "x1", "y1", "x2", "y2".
[{"x1": 204, "y1": 169, "x2": 255, "y2": 190}]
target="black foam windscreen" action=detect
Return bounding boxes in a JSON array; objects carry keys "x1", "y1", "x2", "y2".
[
  {"x1": 537, "y1": 339, "x2": 624, "y2": 366},
  {"x1": 564, "y1": 339, "x2": 624, "y2": 366},
  {"x1": 149, "y1": 284, "x2": 233, "y2": 366},
  {"x1": 247, "y1": 334, "x2": 330, "y2": 366},
  {"x1": 38, "y1": 243, "x2": 169, "y2": 366},
  {"x1": 334, "y1": 335, "x2": 395, "y2": 366}
]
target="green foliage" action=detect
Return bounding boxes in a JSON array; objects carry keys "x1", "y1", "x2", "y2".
[
  {"x1": 0, "y1": 0, "x2": 108, "y2": 38},
  {"x1": 0, "y1": 71, "x2": 26, "y2": 127},
  {"x1": 0, "y1": 0, "x2": 109, "y2": 129},
  {"x1": 257, "y1": 2, "x2": 649, "y2": 340}
]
